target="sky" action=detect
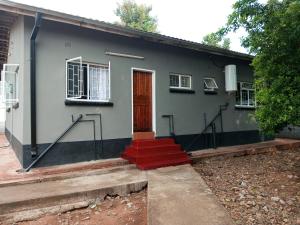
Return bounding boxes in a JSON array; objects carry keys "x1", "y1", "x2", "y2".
[{"x1": 12, "y1": 0, "x2": 248, "y2": 53}]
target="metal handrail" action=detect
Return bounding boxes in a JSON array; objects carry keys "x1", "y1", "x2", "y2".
[
  {"x1": 22, "y1": 114, "x2": 83, "y2": 172},
  {"x1": 86, "y1": 113, "x2": 103, "y2": 157},
  {"x1": 186, "y1": 103, "x2": 229, "y2": 151},
  {"x1": 72, "y1": 115, "x2": 97, "y2": 159},
  {"x1": 162, "y1": 114, "x2": 175, "y2": 137}
]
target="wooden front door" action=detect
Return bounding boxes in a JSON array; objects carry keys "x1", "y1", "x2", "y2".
[{"x1": 133, "y1": 70, "x2": 152, "y2": 132}]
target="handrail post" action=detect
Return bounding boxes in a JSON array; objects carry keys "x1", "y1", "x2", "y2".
[
  {"x1": 212, "y1": 122, "x2": 217, "y2": 149},
  {"x1": 162, "y1": 114, "x2": 175, "y2": 137}
]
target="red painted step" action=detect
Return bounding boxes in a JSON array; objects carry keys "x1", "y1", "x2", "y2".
[
  {"x1": 132, "y1": 138, "x2": 175, "y2": 147},
  {"x1": 121, "y1": 138, "x2": 191, "y2": 170}
]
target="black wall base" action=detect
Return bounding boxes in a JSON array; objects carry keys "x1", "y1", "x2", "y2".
[
  {"x1": 5, "y1": 128, "x2": 24, "y2": 165},
  {"x1": 5, "y1": 129, "x2": 272, "y2": 169},
  {"x1": 174, "y1": 130, "x2": 272, "y2": 151},
  {"x1": 22, "y1": 138, "x2": 132, "y2": 168}
]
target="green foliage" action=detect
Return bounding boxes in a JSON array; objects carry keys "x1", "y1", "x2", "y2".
[
  {"x1": 202, "y1": 32, "x2": 231, "y2": 49},
  {"x1": 219, "y1": 0, "x2": 300, "y2": 134},
  {"x1": 115, "y1": 0, "x2": 158, "y2": 33}
]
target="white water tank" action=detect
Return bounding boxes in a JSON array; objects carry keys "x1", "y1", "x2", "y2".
[{"x1": 225, "y1": 65, "x2": 237, "y2": 92}]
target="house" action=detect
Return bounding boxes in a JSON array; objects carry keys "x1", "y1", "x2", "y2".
[{"x1": 0, "y1": 0, "x2": 267, "y2": 169}]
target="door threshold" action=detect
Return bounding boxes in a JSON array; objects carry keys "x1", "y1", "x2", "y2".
[{"x1": 133, "y1": 132, "x2": 155, "y2": 140}]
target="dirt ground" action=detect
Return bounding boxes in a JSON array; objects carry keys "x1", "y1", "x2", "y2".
[
  {"x1": 14, "y1": 189, "x2": 147, "y2": 225},
  {"x1": 194, "y1": 148, "x2": 300, "y2": 225}
]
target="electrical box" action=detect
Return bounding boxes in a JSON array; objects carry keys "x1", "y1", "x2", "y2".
[{"x1": 225, "y1": 65, "x2": 237, "y2": 92}]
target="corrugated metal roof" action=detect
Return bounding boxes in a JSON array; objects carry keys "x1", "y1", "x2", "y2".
[{"x1": 0, "y1": 0, "x2": 254, "y2": 61}]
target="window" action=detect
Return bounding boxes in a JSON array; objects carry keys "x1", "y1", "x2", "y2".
[
  {"x1": 66, "y1": 57, "x2": 110, "y2": 102},
  {"x1": 204, "y1": 77, "x2": 218, "y2": 92},
  {"x1": 236, "y1": 82, "x2": 255, "y2": 107},
  {"x1": 169, "y1": 74, "x2": 192, "y2": 89},
  {"x1": 1, "y1": 64, "x2": 19, "y2": 104}
]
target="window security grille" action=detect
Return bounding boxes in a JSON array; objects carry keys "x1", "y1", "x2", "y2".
[{"x1": 66, "y1": 57, "x2": 110, "y2": 102}]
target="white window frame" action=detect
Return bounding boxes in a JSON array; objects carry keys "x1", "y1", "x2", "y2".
[
  {"x1": 1, "y1": 64, "x2": 20, "y2": 104},
  {"x1": 169, "y1": 73, "x2": 192, "y2": 90},
  {"x1": 66, "y1": 56, "x2": 83, "y2": 99},
  {"x1": 203, "y1": 77, "x2": 218, "y2": 92},
  {"x1": 235, "y1": 81, "x2": 256, "y2": 108},
  {"x1": 65, "y1": 57, "x2": 111, "y2": 102}
]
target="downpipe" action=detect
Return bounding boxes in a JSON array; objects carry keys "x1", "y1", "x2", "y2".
[{"x1": 30, "y1": 13, "x2": 42, "y2": 157}]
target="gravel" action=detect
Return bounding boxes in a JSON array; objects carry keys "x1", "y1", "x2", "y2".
[{"x1": 194, "y1": 148, "x2": 300, "y2": 225}]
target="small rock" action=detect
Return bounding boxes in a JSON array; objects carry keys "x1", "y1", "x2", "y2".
[
  {"x1": 246, "y1": 200, "x2": 256, "y2": 207},
  {"x1": 263, "y1": 206, "x2": 269, "y2": 212},
  {"x1": 89, "y1": 203, "x2": 96, "y2": 209},
  {"x1": 81, "y1": 216, "x2": 90, "y2": 221},
  {"x1": 287, "y1": 200, "x2": 293, "y2": 205},
  {"x1": 256, "y1": 195, "x2": 263, "y2": 200},
  {"x1": 127, "y1": 202, "x2": 133, "y2": 208},
  {"x1": 240, "y1": 181, "x2": 247, "y2": 187},
  {"x1": 256, "y1": 212, "x2": 262, "y2": 219},
  {"x1": 287, "y1": 175, "x2": 293, "y2": 179},
  {"x1": 279, "y1": 199, "x2": 285, "y2": 205},
  {"x1": 271, "y1": 196, "x2": 280, "y2": 202}
]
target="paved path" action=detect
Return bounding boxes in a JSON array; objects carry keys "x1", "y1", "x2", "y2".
[{"x1": 147, "y1": 165, "x2": 234, "y2": 225}]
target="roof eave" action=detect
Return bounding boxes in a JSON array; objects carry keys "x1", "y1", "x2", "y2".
[{"x1": 0, "y1": 0, "x2": 254, "y2": 61}]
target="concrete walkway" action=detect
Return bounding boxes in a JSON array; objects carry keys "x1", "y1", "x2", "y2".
[
  {"x1": 147, "y1": 165, "x2": 234, "y2": 225},
  {"x1": 1, "y1": 163, "x2": 234, "y2": 225}
]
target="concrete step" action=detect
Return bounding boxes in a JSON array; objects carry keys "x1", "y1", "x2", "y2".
[
  {"x1": 137, "y1": 158, "x2": 191, "y2": 170},
  {"x1": 0, "y1": 166, "x2": 147, "y2": 221}
]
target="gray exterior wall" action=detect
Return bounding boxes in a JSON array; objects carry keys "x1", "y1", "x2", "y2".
[
  {"x1": 24, "y1": 17, "x2": 257, "y2": 141},
  {"x1": 7, "y1": 16, "x2": 261, "y2": 167},
  {"x1": 5, "y1": 16, "x2": 26, "y2": 164}
]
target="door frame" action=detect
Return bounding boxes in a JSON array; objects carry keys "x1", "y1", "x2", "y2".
[{"x1": 131, "y1": 67, "x2": 156, "y2": 135}]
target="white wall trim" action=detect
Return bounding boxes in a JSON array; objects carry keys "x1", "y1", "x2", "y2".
[
  {"x1": 106, "y1": 52, "x2": 144, "y2": 60},
  {"x1": 131, "y1": 67, "x2": 156, "y2": 135}
]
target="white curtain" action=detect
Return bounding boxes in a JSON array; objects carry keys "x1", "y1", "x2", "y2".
[{"x1": 89, "y1": 66, "x2": 109, "y2": 101}]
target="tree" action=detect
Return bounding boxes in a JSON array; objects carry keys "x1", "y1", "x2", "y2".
[
  {"x1": 215, "y1": 0, "x2": 300, "y2": 135},
  {"x1": 115, "y1": 0, "x2": 158, "y2": 33},
  {"x1": 202, "y1": 32, "x2": 231, "y2": 49}
]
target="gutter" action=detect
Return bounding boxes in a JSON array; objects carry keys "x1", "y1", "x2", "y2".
[{"x1": 30, "y1": 12, "x2": 42, "y2": 157}]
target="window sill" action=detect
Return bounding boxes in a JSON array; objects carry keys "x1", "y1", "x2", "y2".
[
  {"x1": 204, "y1": 90, "x2": 218, "y2": 95},
  {"x1": 169, "y1": 88, "x2": 195, "y2": 94},
  {"x1": 65, "y1": 100, "x2": 114, "y2": 106},
  {"x1": 235, "y1": 105, "x2": 256, "y2": 110}
]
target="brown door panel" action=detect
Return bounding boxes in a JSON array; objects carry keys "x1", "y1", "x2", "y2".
[{"x1": 133, "y1": 71, "x2": 152, "y2": 132}]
